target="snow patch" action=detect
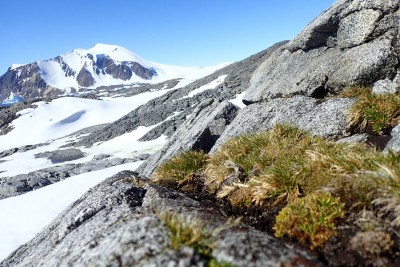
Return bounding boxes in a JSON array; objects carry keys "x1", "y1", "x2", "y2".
[
  {"x1": 10, "y1": 64, "x2": 26, "y2": 70},
  {"x1": 178, "y1": 74, "x2": 228, "y2": 100},
  {"x1": 38, "y1": 60, "x2": 80, "y2": 89},
  {"x1": 229, "y1": 92, "x2": 247, "y2": 108}
]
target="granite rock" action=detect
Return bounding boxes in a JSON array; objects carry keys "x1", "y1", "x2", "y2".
[
  {"x1": 243, "y1": 0, "x2": 399, "y2": 103},
  {"x1": 212, "y1": 96, "x2": 354, "y2": 152}
]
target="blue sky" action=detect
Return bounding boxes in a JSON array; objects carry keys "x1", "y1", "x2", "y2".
[{"x1": 0, "y1": 0, "x2": 335, "y2": 75}]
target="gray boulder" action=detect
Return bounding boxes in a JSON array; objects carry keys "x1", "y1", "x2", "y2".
[
  {"x1": 0, "y1": 103, "x2": 32, "y2": 136},
  {"x1": 212, "y1": 96, "x2": 354, "y2": 152},
  {"x1": 372, "y1": 79, "x2": 400, "y2": 94},
  {"x1": 137, "y1": 99, "x2": 239, "y2": 178},
  {"x1": 243, "y1": 0, "x2": 399, "y2": 104},
  {"x1": 34, "y1": 148, "x2": 85, "y2": 163},
  {"x1": 384, "y1": 124, "x2": 400, "y2": 152},
  {"x1": 336, "y1": 133, "x2": 369, "y2": 144},
  {"x1": 1, "y1": 171, "x2": 320, "y2": 267}
]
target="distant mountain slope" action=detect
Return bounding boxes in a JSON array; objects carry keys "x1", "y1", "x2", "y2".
[
  {"x1": 0, "y1": 44, "x2": 227, "y2": 102},
  {"x1": 74, "y1": 41, "x2": 287, "y2": 148}
]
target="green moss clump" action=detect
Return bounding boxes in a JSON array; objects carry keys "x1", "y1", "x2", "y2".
[{"x1": 274, "y1": 192, "x2": 344, "y2": 249}]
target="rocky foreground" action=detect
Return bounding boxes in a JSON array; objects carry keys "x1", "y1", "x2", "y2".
[
  {"x1": 2, "y1": 171, "x2": 321, "y2": 267},
  {"x1": 1, "y1": 0, "x2": 400, "y2": 266}
]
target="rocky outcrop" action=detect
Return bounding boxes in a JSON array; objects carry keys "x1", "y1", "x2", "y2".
[
  {"x1": 243, "y1": 0, "x2": 399, "y2": 104},
  {"x1": 76, "y1": 42, "x2": 286, "y2": 147},
  {"x1": 1, "y1": 171, "x2": 321, "y2": 267},
  {"x1": 0, "y1": 64, "x2": 49, "y2": 101},
  {"x1": 95, "y1": 56, "x2": 156, "y2": 81},
  {"x1": 137, "y1": 99, "x2": 239, "y2": 178},
  {"x1": 212, "y1": 96, "x2": 354, "y2": 152},
  {"x1": 0, "y1": 155, "x2": 148, "y2": 200},
  {"x1": 76, "y1": 67, "x2": 95, "y2": 87},
  {"x1": 0, "y1": 143, "x2": 49, "y2": 159},
  {"x1": 138, "y1": 113, "x2": 187, "y2": 142},
  {"x1": 34, "y1": 148, "x2": 85, "y2": 163},
  {"x1": 0, "y1": 103, "x2": 32, "y2": 136}
]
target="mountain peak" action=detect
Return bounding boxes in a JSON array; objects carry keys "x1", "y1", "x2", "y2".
[
  {"x1": 85, "y1": 43, "x2": 152, "y2": 68},
  {"x1": 0, "y1": 43, "x2": 228, "y2": 101},
  {"x1": 89, "y1": 43, "x2": 122, "y2": 51}
]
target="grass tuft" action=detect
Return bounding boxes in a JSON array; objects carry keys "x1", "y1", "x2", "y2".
[
  {"x1": 340, "y1": 86, "x2": 400, "y2": 134},
  {"x1": 205, "y1": 124, "x2": 320, "y2": 199},
  {"x1": 159, "y1": 211, "x2": 214, "y2": 255},
  {"x1": 158, "y1": 211, "x2": 239, "y2": 266},
  {"x1": 152, "y1": 150, "x2": 209, "y2": 189}
]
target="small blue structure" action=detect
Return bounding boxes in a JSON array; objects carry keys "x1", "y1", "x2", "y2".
[{"x1": 0, "y1": 93, "x2": 25, "y2": 107}]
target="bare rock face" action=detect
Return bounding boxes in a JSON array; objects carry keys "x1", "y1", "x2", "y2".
[
  {"x1": 243, "y1": 0, "x2": 399, "y2": 104},
  {"x1": 1, "y1": 171, "x2": 320, "y2": 267},
  {"x1": 0, "y1": 63, "x2": 49, "y2": 101},
  {"x1": 76, "y1": 67, "x2": 95, "y2": 87}
]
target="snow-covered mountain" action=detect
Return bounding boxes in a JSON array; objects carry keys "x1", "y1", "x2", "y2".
[{"x1": 0, "y1": 43, "x2": 228, "y2": 101}]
